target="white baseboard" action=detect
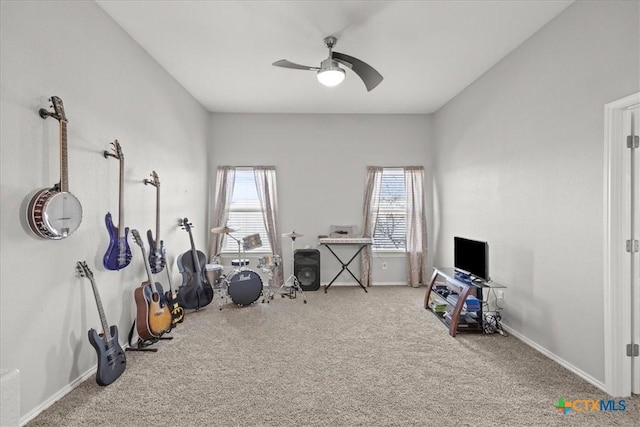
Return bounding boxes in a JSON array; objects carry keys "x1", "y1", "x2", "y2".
[
  {"x1": 501, "y1": 323, "x2": 606, "y2": 393},
  {"x1": 20, "y1": 366, "x2": 97, "y2": 426}
]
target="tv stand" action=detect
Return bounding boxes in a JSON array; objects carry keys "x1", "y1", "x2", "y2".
[{"x1": 424, "y1": 267, "x2": 504, "y2": 337}]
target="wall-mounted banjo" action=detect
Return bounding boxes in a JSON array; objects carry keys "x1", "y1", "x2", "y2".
[{"x1": 27, "y1": 96, "x2": 83, "y2": 239}]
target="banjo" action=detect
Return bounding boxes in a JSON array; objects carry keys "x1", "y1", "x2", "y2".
[{"x1": 27, "y1": 96, "x2": 82, "y2": 240}]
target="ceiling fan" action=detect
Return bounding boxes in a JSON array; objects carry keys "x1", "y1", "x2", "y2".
[{"x1": 272, "y1": 36, "x2": 383, "y2": 92}]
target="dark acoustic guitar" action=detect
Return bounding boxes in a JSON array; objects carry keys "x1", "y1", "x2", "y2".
[
  {"x1": 76, "y1": 261, "x2": 126, "y2": 386},
  {"x1": 177, "y1": 218, "x2": 213, "y2": 310},
  {"x1": 103, "y1": 140, "x2": 132, "y2": 270},
  {"x1": 143, "y1": 171, "x2": 166, "y2": 274},
  {"x1": 131, "y1": 229, "x2": 172, "y2": 339}
]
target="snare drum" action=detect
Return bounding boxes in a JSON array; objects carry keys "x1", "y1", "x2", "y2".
[
  {"x1": 226, "y1": 270, "x2": 263, "y2": 306},
  {"x1": 205, "y1": 264, "x2": 223, "y2": 286},
  {"x1": 231, "y1": 259, "x2": 250, "y2": 268}
]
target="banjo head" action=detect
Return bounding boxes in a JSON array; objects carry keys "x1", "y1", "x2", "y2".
[{"x1": 36, "y1": 191, "x2": 83, "y2": 239}]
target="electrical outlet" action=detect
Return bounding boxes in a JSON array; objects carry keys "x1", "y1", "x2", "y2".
[{"x1": 382, "y1": 262, "x2": 388, "y2": 270}]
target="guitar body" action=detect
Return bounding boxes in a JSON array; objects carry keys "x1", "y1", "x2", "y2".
[
  {"x1": 133, "y1": 283, "x2": 156, "y2": 341},
  {"x1": 165, "y1": 290, "x2": 185, "y2": 325},
  {"x1": 147, "y1": 229, "x2": 166, "y2": 274},
  {"x1": 177, "y1": 249, "x2": 214, "y2": 310},
  {"x1": 103, "y1": 212, "x2": 132, "y2": 270},
  {"x1": 145, "y1": 280, "x2": 172, "y2": 335},
  {"x1": 88, "y1": 325, "x2": 126, "y2": 386}
]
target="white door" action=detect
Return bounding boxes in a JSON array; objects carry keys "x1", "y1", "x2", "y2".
[
  {"x1": 625, "y1": 106, "x2": 640, "y2": 394},
  {"x1": 604, "y1": 94, "x2": 640, "y2": 397}
]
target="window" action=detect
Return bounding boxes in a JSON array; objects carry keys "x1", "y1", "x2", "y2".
[
  {"x1": 222, "y1": 169, "x2": 271, "y2": 253},
  {"x1": 372, "y1": 168, "x2": 406, "y2": 251}
]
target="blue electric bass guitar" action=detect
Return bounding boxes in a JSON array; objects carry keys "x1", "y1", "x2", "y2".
[
  {"x1": 102, "y1": 140, "x2": 132, "y2": 270},
  {"x1": 77, "y1": 261, "x2": 126, "y2": 386},
  {"x1": 143, "y1": 171, "x2": 166, "y2": 274}
]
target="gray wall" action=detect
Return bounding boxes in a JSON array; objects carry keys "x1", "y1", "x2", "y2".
[
  {"x1": 0, "y1": 1, "x2": 210, "y2": 421},
  {"x1": 432, "y1": 0, "x2": 639, "y2": 384},
  {"x1": 209, "y1": 113, "x2": 433, "y2": 285}
]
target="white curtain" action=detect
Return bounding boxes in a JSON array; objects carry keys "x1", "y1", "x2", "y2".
[
  {"x1": 405, "y1": 166, "x2": 428, "y2": 287},
  {"x1": 253, "y1": 166, "x2": 283, "y2": 287},
  {"x1": 208, "y1": 166, "x2": 235, "y2": 262},
  {"x1": 360, "y1": 166, "x2": 383, "y2": 287}
]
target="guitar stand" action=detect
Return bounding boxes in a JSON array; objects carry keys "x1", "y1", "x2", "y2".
[
  {"x1": 127, "y1": 336, "x2": 173, "y2": 353},
  {"x1": 126, "y1": 322, "x2": 173, "y2": 352}
]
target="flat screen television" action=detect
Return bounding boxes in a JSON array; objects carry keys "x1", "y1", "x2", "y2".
[{"x1": 454, "y1": 236, "x2": 489, "y2": 282}]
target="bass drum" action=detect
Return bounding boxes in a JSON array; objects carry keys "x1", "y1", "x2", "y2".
[{"x1": 227, "y1": 270, "x2": 263, "y2": 306}]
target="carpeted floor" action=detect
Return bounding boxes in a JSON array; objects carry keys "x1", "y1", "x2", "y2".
[{"x1": 27, "y1": 285, "x2": 638, "y2": 426}]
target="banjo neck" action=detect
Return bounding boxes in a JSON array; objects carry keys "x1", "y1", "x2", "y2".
[{"x1": 59, "y1": 121, "x2": 69, "y2": 193}]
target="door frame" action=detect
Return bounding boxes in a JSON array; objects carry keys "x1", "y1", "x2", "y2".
[{"x1": 603, "y1": 92, "x2": 639, "y2": 397}]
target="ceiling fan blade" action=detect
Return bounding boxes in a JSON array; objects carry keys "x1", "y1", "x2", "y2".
[
  {"x1": 272, "y1": 59, "x2": 319, "y2": 71},
  {"x1": 332, "y1": 52, "x2": 383, "y2": 92}
]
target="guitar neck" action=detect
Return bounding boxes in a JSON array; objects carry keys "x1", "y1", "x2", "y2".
[
  {"x1": 165, "y1": 264, "x2": 174, "y2": 293},
  {"x1": 140, "y1": 244, "x2": 160, "y2": 293},
  {"x1": 155, "y1": 185, "x2": 160, "y2": 242},
  {"x1": 60, "y1": 121, "x2": 69, "y2": 192},
  {"x1": 118, "y1": 159, "x2": 125, "y2": 238},
  {"x1": 88, "y1": 276, "x2": 112, "y2": 343}
]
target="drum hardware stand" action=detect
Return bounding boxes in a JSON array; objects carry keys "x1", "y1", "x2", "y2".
[{"x1": 280, "y1": 231, "x2": 307, "y2": 304}]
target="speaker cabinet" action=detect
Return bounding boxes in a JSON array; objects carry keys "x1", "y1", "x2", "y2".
[{"x1": 294, "y1": 249, "x2": 320, "y2": 291}]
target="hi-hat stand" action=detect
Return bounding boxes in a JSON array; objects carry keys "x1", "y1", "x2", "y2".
[{"x1": 280, "y1": 231, "x2": 307, "y2": 304}]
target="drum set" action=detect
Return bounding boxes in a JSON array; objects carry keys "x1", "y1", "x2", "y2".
[{"x1": 208, "y1": 226, "x2": 292, "y2": 308}]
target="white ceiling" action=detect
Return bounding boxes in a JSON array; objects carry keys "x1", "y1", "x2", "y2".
[{"x1": 96, "y1": 0, "x2": 573, "y2": 114}]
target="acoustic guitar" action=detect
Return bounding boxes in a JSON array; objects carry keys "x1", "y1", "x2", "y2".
[
  {"x1": 131, "y1": 229, "x2": 172, "y2": 339},
  {"x1": 76, "y1": 261, "x2": 126, "y2": 386},
  {"x1": 103, "y1": 140, "x2": 132, "y2": 270},
  {"x1": 177, "y1": 218, "x2": 214, "y2": 310},
  {"x1": 143, "y1": 171, "x2": 166, "y2": 274},
  {"x1": 27, "y1": 96, "x2": 83, "y2": 240}
]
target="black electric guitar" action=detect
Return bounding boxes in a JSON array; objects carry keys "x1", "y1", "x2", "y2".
[
  {"x1": 143, "y1": 171, "x2": 166, "y2": 274},
  {"x1": 76, "y1": 261, "x2": 126, "y2": 386},
  {"x1": 103, "y1": 140, "x2": 132, "y2": 270},
  {"x1": 176, "y1": 218, "x2": 213, "y2": 310}
]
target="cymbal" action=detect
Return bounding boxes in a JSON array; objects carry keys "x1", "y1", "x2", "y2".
[
  {"x1": 282, "y1": 231, "x2": 303, "y2": 238},
  {"x1": 211, "y1": 226, "x2": 237, "y2": 234}
]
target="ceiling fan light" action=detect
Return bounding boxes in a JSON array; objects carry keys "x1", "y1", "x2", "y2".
[{"x1": 317, "y1": 67, "x2": 345, "y2": 87}]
